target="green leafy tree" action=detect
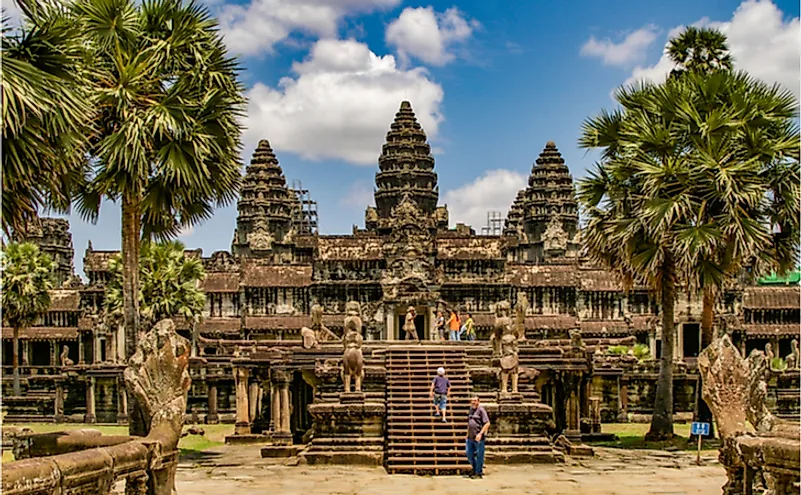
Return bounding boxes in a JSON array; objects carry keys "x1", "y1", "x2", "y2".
[
  {"x1": 104, "y1": 240, "x2": 206, "y2": 330},
  {"x1": 667, "y1": 26, "x2": 733, "y2": 78},
  {"x1": 1, "y1": 0, "x2": 92, "y2": 236},
  {"x1": 70, "y1": 0, "x2": 244, "y2": 365},
  {"x1": 1, "y1": 242, "x2": 55, "y2": 395},
  {"x1": 579, "y1": 78, "x2": 700, "y2": 440}
]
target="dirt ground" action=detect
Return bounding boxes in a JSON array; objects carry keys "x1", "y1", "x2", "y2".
[{"x1": 171, "y1": 445, "x2": 726, "y2": 495}]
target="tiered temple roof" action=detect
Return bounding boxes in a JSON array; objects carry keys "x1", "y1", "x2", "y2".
[
  {"x1": 232, "y1": 140, "x2": 296, "y2": 256},
  {"x1": 503, "y1": 190, "x2": 526, "y2": 236},
  {"x1": 523, "y1": 141, "x2": 579, "y2": 228},
  {"x1": 373, "y1": 101, "x2": 438, "y2": 220}
]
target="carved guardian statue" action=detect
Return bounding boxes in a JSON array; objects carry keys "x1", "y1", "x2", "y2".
[
  {"x1": 342, "y1": 302, "x2": 365, "y2": 393},
  {"x1": 490, "y1": 301, "x2": 513, "y2": 356},
  {"x1": 499, "y1": 333, "x2": 520, "y2": 395},
  {"x1": 312, "y1": 303, "x2": 339, "y2": 342},
  {"x1": 786, "y1": 339, "x2": 799, "y2": 370}
]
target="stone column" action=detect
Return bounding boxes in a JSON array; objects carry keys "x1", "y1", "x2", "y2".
[
  {"x1": 50, "y1": 341, "x2": 57, "y2": 366},
  {"x1": 84, "y1": 376, "x2": 96, "y2": 423},
  {"x1": 78, "y1": 334, "x2": 85, "y2": 365},
  {"x1": 234, "y1": 367, "x2": 251, "y2": 435},
  {"x1": 428, "y1": 306, "x2": 436, "y2": 341},
  {"x1": 385, "y1": 305, "x2": 396, "y2": 341},
  {"x1": 676, "y1": 323, "x2": 684, "y2": 361},
  {"x1": 206, "y1": 380, "x2": 219, "y2": 424},
  {"x1": 54, "y1": 378, "x2": 65, "y2": 422},
  {"x1": 92, "y1": 331, "x2": 99, "y2": 364},
  {"x1": 272, "y1": 370, "x2": 292, "y2": 445},
  {"x1": 21, "y1": 341, "x2": 29, "y2": 366},
  {"x1": 116, "y1": 377, "x2": 128, "y2": 424},
  {"x1": 649, "y1": 330, "x2": 657, "y2": 358},
  {"x1": 565, "y1": 372, "x2": 581, "y2": 441},
  {"x1": 248, "y1": 381, "x2": 260, "y2": 423},
  {"x1": 270, "y1": 384, "x2": 278, "y2": 432}
]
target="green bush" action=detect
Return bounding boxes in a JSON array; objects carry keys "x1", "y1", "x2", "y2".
[
  {"x1": 632, "y1": 343, "x2": 652, "y2": 361},
  {"x1": 608, "y1": 345, "x2": 629, "y2": 355},
  {"x1": 771, "y1": 357, "x2": 787, "y2": 371}
]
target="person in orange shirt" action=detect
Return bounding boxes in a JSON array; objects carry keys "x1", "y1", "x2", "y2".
[{"x1": 447, "y1": 310, "x2": 461, "y2": 341}]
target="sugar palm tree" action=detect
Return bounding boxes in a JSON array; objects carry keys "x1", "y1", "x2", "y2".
[
  {"x1": 1, "y1": 242, "x2": 55, "y2": 395},
  {"x1": 70, "y1": 0, "x2": 244, "y2": 364},
  {"x1": 104, "y1": 240, "x2": 206, "y2": 330},
  {"x1": 579, "y1": 79, "x2": 700, "y2": 440},
  {"x1": 1, "y1": 0, "x2": 92, "y2": 236},
  {"x1": 675, "y1": 71, "x2": 799, "y2": 352},
  {"x1": 667, "y1": 26, "x2": 733, "y2": 78}
]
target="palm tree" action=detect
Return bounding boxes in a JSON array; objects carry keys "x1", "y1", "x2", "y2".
[
  {"x1": 667, "y1": 26, "x2": 733, "y2": 78},
  {"x1": 1, "y1": 242, "x2": 55, "y2": 395},
  {"x1": 70, "y1": 0, "x2": 244, "y2": 363},
  {"x1": 104, "y1": 240, "x2": 206, "y2": 331},
  {"x1": 676, "y1": 70, "x2": 799, "y2": 350},
  {"x1": 1, "y1": 0, "x2": 92, "y2": 236},
  {"x1": 578, "y1": 79, "x2": 700, "y2": 440}
]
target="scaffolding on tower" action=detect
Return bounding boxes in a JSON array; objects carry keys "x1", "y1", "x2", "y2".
[
  {"x1": 480, "y1": 211, "x2": 504, "y2": 236},
  {"x1": 290, "y1": 179, "x2": 319, "y2": 235}
]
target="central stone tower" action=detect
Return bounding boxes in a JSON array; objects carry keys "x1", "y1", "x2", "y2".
[{"x1": 372, "y1": 101, "x2": 439, "y2": 219}]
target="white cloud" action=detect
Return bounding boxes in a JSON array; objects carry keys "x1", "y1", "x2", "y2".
[
  {"x1": 580, "y1": 25, "x2": 660, "y2": 67},
  {"x1": 442, "y1": 169, "x2": 527, "y2": 230},
  {"x1": 385, "y1": 6, "x2": 479, "y2": 66},
  {"x1": 341, "y1": 181, "x2": 374, "y2": 207},
  {"x1": 244, "y1": 38, "x2": 445, "y2": 165},
  {"x1": 215, "y1": 0, "x2": 400, "y2": 57},
  {"x1": 624, "y1": 0, "x2": 800, "y2": 96}
]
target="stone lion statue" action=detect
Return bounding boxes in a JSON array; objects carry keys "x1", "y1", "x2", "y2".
[
  {"x1": 59, "y1": 345, "x2": 74, "y2": 367},
  {"x1": 342, "y1": 302, "x2": 365, "y2": 393}
]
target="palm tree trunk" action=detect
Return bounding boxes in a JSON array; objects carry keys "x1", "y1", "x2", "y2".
[
  {"x1": 122, "y1": 193, "x2": 147, "y2": 438},
  {"x1": 122, "y1": 194, "x2": 141, "y2": 360},
  {"x1": 647, "y1": 253, "x2": 676, "y2": 440},
  {"x1": 12, "y1": 327, "x2": 21, "y2": 396},
  {"x1": 697, "y1": 286, "x2": 716, "y2": 438}
]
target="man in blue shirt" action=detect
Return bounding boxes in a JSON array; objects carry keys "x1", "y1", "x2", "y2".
[
  {"x1": 465, "y1": 395, "x2": 490, "y2": 479},
  {"x1": 429, "y1": 367, "x2": 451, "y2": 423}
]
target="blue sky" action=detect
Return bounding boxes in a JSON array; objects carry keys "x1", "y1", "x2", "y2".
[{"x1": 56, "y1": 0, "x2": 800, "y2": 277}]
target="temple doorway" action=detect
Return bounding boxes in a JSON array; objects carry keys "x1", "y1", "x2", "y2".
[
  {"x1": 397, "y1": 312, "x2": 427, "y2": 341},
  {"x1": 290, "y1": 372, "x2": 314, "y2": 444},
  {"x1": 682, "y1": 323, "x2": 701, "y2": 358}
]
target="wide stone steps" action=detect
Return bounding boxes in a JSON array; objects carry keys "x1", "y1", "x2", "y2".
[{"x1": 384, "y1": 347, "x2": 473, "y2": 475}]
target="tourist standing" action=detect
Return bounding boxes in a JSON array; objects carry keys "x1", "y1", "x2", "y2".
[
  {"x1": 436, "y1": 311, "x2": 446, "y2": 341},
  {"x1": 463, "y1": 312, "x2": 476, "y2": 342},
  {"x1": 465, "y1": 395, "x2": 490, "y2": 479},
  {"x1": 429, "y1": 367, "x2": 451, "y2": 422},
  {"x1": 448, "y1": 310, "x2": 460, "y2": 341}
]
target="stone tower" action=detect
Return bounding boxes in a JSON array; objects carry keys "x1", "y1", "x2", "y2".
[
  {"x1": 511, "y1": 142, "x2": 580, "y2": 262},
  {"x1": 12, "y1": 217, "x2": 75, "y2": 287},
  {"x1": 232, "y1": 140, "x2": 296, "y2": 260},
  {"x1": 372, "y1": 101, "x2": 439, "y2": 220}
]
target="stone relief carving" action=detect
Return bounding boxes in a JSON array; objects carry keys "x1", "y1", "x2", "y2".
[
  {"x1": 542, "y1": 216, "x2": 568, "y2": 253},
  {"x1": 514, "y1": 292, "x2": 529, "y2": 341},
  {"x1": 490, "y1": 301, "x2": 513, "y2": 357}
]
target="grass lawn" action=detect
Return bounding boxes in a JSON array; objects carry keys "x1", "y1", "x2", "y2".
[
  {"x1": 1, "y1": 423, "x2": 234, "y2": 463},
  {"x1": 598, "y1": 423, "x2": 719, "y2": 451}
]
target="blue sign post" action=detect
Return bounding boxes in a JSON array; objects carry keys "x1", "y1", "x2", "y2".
[{"x1": 691, "y1": 422, "x2": 710, "y2": 465}]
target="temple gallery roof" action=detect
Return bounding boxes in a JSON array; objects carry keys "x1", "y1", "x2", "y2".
[
  {"x1": 1, "y1": 327, "x2": 79, "y2": 340},
  {"x1": 743, "y1": 286, "x2": 800, "y2": 309}
]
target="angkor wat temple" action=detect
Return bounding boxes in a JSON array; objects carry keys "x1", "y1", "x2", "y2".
[{"x1": 2, "y1": 101, "x2": 798, "y2": 471}]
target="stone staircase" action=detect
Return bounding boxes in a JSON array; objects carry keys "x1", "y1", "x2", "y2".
[{"x1": 385, "y1": 347, "x2": 473, "y2": 475}]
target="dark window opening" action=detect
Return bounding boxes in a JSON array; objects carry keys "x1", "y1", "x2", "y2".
[{"x1": 682, "y1": 323, "x2": 701, "y2": 358}]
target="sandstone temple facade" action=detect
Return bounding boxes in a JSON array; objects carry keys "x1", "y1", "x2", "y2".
[{"x1": 2, "y1": 102, "x2": 798, "y2": 470}]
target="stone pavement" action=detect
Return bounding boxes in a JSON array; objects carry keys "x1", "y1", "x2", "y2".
[{"x1": 151, "y1": 445, "x2": 726, "y2": 494}]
